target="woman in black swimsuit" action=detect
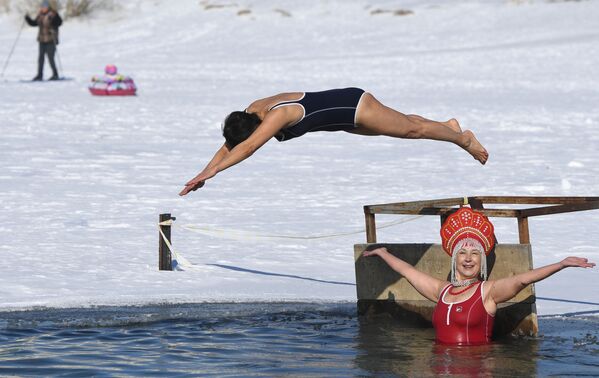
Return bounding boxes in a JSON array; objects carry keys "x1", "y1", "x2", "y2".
[{"x1": 180, "y1": 87, "x2": 488, "y2": 196}]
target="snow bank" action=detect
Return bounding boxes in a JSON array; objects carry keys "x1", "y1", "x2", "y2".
[{"x1": 0, "y1": 0, "x2": 598, "y2": 314}]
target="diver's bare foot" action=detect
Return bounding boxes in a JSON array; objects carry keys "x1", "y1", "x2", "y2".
[
  {"x1": 461, "y1": 130, "x2": 488, "y2": 165},
  {"x1": 446, "y1": 118, "x2": 462, "y2": 133}
]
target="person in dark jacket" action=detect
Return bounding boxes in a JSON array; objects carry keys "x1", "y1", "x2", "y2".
[{"x1": 25, "y1": 0, "x2": 62, "y2": 81}]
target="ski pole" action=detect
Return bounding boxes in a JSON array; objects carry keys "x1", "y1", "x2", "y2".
[{"x1": 1, "y1": 17, "x2": 26, "y2": 80}]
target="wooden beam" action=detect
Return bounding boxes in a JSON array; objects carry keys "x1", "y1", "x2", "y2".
[
  {"x1": 468, "y1": 197, "x2": 485, "y2": 210},
  {"x1": 364, "y1": 197, "x2": 466, "y2": 212},
  {"x1": 518, "y1": 217, "x2": 530, "y2": 244},
  {"x1": 473, "y1": 196, "x2": 599, "y2": 205},
  {"x1": 364, "y1": 209, "x2": 377, "y2": 243},
  {"x1": 519, "y1": 202, "x2": 599, "y2": 217},
  {"x1": 440, "y1": 214, "x2": 448, "y2": 227},
  {"x1": 367, "y1": 206, "x2": 521, "y2": 218}
]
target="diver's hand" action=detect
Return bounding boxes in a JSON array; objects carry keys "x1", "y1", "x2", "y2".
[
  {"x1": 179, "y1": 180, "x2": 204, "y2": 196},
  {"x1": 179, "y1": 168, "x2": 217, "y2": 196}
]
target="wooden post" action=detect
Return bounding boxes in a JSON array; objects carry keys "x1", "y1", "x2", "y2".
[
  {"x1": 469, "y1": 197, "x2": 485, "y2": 210},
  {"x1": 517, "y1": 216, "x2": 530, "y2": 244},
  {"x1": 365, "y1": 208, "x2": 377, "y2": 243},
  {"x1": 159, "y1": 213, "x2": 174, "y2": 271}
]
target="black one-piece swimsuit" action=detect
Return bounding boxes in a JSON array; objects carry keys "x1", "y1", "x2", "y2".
[{"x1": 269, "y1": 87, "x2": 366, "y2": 142}]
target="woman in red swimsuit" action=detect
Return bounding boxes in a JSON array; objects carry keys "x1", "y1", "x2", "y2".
[{"x1": 363, "y1": 207, "x2": 595, "y2": 345}]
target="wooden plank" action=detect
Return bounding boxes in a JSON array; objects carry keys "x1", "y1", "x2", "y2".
[
  {"x1": 364, "y1": 197, "x2": 466, "y2": 213},
  {"x1": 472, "y1": 196, "x2": 599, "y2": 205},
  {"x1": 367, "y1": 206, "x2": 521, "y2": 218},
  {"x1": 520, "y1": 201, "x2": 599, "y2": 217}
]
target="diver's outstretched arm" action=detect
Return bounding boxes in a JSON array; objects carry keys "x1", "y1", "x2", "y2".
[
  {"x1": 179, "y1": 143, "x2": 230, "y2": 196},
  {"x1": 179, "y1": 109, "x2": 288, "y2": 195},
  {"x1": 201, "y1": 142, "x2": 231, "y2": 173},
  {"x1": 487, "y1": 256, "x2": 595, "y2": 304},
  {"x1": 363, "y1": 247, "x2": 449, "y2": 302}
]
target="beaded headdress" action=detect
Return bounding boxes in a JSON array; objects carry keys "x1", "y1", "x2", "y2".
[{"x1": 440, "y1": 207, "x2": 495, "y2": 282}]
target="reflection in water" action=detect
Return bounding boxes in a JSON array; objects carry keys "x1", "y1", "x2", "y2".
[
  {"x1": 355, "y1": 314, "x2": 434, "y2": 375},
  {"x1": 430, "y1": 342, "x2": 537, "y2": 377},
  {"x1": 356, "y1": 313, "x2": 599, "y2": 376},
  {"x1": 355, "y1": 314, "x2": 541, "y2": 377}
]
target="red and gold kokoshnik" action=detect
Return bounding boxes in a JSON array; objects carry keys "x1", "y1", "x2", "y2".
[{"x1": 440, "y1": 207, "x2": 495, "y2": 256}]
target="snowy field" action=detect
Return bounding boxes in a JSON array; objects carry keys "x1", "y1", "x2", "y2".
[{"x1": 0, "y1": 0, "x2": 598, "y2": 314}]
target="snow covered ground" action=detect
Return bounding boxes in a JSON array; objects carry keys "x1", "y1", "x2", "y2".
[{"x1": 0, "y1": 0, "x2": 598, "y2": 314}]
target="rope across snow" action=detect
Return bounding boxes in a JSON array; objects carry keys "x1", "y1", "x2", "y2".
[{"x1": 158, "y1": 215, "x2": 425, "y2": 271}]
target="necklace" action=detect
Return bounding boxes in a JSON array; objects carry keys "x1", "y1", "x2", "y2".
[
  {"x1": 449, "y1": 280, "x2": 479, "y2": 295},
  {"x1": 451, "y1": 278, "x2": 479, "y2": 287}
]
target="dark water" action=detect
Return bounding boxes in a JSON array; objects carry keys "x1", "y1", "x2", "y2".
[{"x1": 0, "y1": 303, "x2": 598, "y2": 377}]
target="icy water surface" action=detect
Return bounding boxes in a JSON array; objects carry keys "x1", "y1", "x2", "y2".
[{"x1": 0, "y1": 303, "x2": 598, "y2": 376}]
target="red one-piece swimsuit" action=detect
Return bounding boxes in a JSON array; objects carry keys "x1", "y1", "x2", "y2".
[{"x1": 432, "y1": 282, "x2": 494, "y2": 345}]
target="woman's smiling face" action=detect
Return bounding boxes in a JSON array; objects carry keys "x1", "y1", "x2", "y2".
[{"x1": 454, "y1": 244, "x2": 482, "y2": 281}]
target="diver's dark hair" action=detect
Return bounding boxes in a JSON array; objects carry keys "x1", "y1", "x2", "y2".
[{"x1": 222, "y1": 111, "x2": 262, "y2": 148}]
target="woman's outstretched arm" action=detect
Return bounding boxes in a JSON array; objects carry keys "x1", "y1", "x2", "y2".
[
  {"x1": 487, "y1": 256, "x2": 595, "y2": 305},
  {"x1": 363, "y1": 247, "x2": 448, "y2": 302},
  {"x1": 179, "y1": 109, "x2": 288, "y2": 195}
]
